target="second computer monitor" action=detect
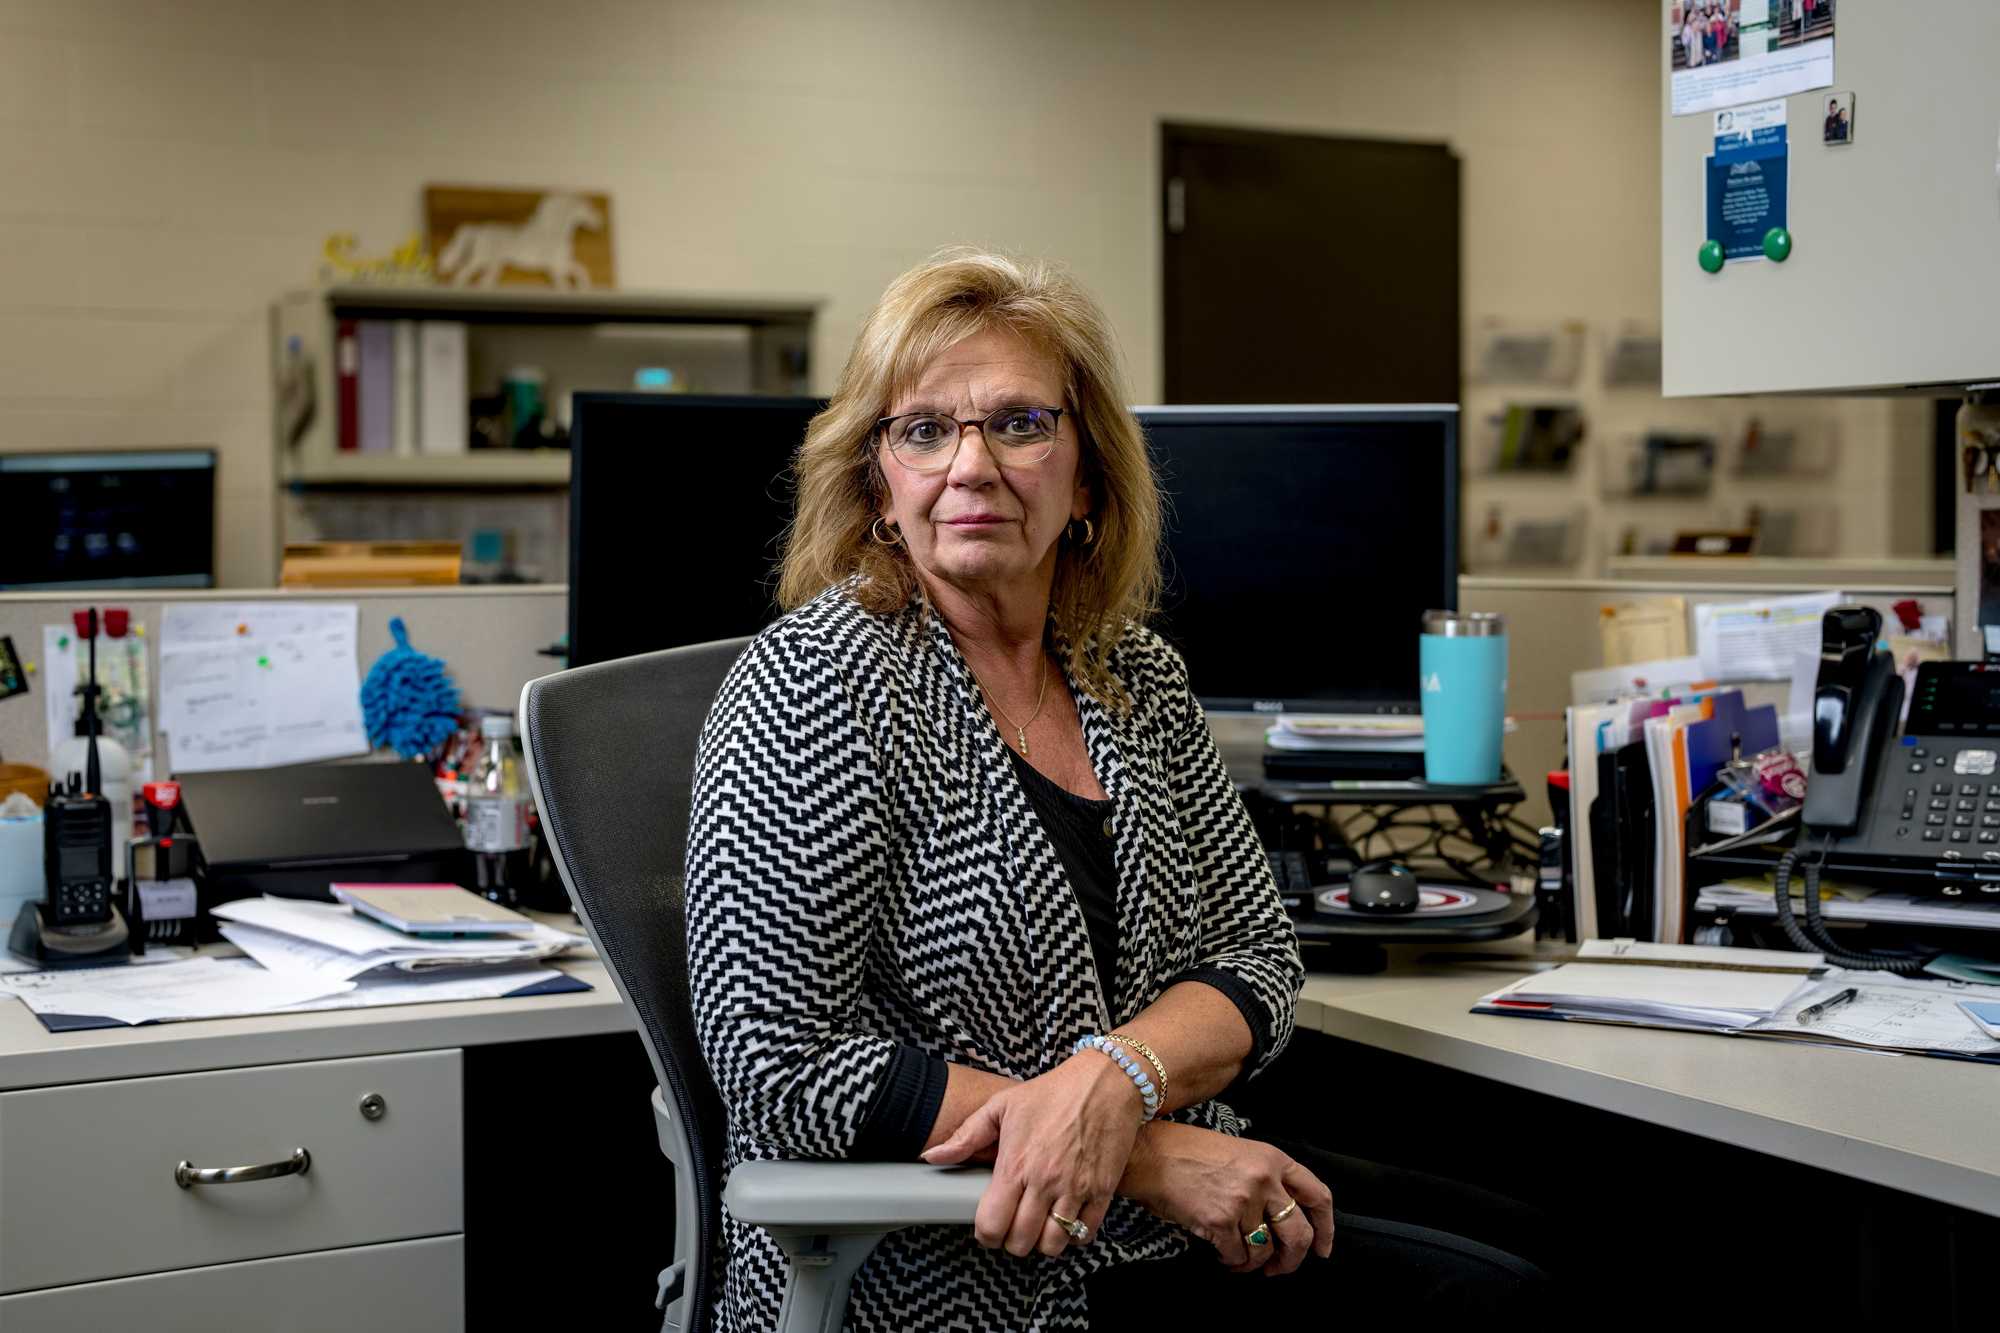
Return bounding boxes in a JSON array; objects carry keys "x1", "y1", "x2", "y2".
[
  {"x1": 567, "y1": 393, "x2": 822, "y2": 668},
  {"x1": 1135, "y1": 405, "x2": 1458, "y2": 715}
]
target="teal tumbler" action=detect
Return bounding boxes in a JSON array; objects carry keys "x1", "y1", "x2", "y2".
[{"x1": 1420, "y1": 611, "x2": 1508, "y2": 786}]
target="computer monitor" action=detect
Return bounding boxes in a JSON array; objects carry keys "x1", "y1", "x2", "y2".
[
  {"x1": 1135, "y1": 406, "x2": 1458, "y2": 715},
  {"x1": 0, "y1": 449, "x2": 217, "y2": 590},
  {"x1": 568, "y1": 394, "x2": 822, "y2": 668}
]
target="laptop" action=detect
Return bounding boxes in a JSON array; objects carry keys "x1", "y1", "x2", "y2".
[{"x1": 179, "y1": 762, "x2": 469, "y2": 902}]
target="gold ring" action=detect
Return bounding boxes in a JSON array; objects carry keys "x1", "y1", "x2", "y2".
[
  {"x1": 1269, "y1": 1200, "x2": 1299, "y2": 1225},
  {"x1": 1050, "y1": 1210, "x2": 1089, "y2": 1243},
  {"x1": 1244, "y1": 1224, "x2": 1271, "y2": 1247}
]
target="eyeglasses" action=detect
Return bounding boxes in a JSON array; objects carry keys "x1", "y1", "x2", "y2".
[{"x1": 876, "y1": 406, "x2": 1066, "y2": 473}]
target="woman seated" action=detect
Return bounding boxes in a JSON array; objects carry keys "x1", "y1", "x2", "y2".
[{"x1": 687, "y1": 249, "x2": 1547, "y2": 1330}]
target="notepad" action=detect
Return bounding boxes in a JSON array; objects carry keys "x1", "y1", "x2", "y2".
[{"x1": 1478, "y1": 940, "x2": 1821, "y2": 1030}]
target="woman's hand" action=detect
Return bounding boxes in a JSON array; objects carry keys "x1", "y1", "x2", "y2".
[
  {"x1": 1119, "y1": 1122, "x2": 1334, "y2": 1275},
  {"x1": 922, "y1": 1050, "x2": 1145, "y2": 1258}
]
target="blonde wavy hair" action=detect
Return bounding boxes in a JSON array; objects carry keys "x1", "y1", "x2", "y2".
[{"x1": 777, "y1": 249, "x2": 1162, "y2": 709}]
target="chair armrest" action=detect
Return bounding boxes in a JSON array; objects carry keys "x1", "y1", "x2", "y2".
[{"x1": 723, "y1": 1161, "x2": 988, "y2": 1232}]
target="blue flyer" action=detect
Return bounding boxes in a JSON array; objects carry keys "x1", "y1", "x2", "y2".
[{"x1": 1705, "y1": 100, "x2": 1787, "y2": 262}]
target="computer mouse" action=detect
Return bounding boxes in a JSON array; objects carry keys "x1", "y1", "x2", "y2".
[{"x1": 1347, "y1": 861, "x2": 1421, "y2": 914}]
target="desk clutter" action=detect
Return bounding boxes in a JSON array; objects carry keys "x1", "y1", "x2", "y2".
[
  {"x1": 0, "y1": 599, "x2": 590, "y2": 1031},
  {"x1": 0, "y1": 890, "x2": 587, "y2": 1033},
  {"x1": 1473, "y1": 939, "x2": 2000, "y2": 1065}
]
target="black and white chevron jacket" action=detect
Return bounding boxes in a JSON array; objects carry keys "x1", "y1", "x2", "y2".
[{"x1": 686, "y1": 583, "x2": 1304, "y2": 1332}]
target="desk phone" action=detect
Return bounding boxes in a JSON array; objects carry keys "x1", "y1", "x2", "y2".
[{"x1": 1826, "y1": 659, "x2": 2000, "y2": 878}]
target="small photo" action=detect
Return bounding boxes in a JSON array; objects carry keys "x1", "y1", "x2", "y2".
[
  {"x1": 1669, "y1": 1, "x2": 1742, "y2": 72},
  {"x1": 1823, "y1": 91, "x2": 1855, "y2": 145}
]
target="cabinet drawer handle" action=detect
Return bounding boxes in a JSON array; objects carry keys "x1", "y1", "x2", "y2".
[{"x1": 174, "y1": 1147, "x2": 311, "y2": 1190}]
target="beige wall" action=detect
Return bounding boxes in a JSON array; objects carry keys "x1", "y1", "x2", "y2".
[{"x1": 5, "y1": 0, "x2": 1915, "y2": 591}]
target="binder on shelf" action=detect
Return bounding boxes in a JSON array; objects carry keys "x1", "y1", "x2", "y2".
[
  {"x1": 335, "y1": 319, "x2": 359, "y2": 453},
  {"x1": 391, "y1": 320, "x2": 419, "y2": 458},
  {"x1": 356, "y1": 320, "x2": 394, "y2": 454},
  {"x1": 418, "y1": 321, "x2": 469, "y2": 456}
]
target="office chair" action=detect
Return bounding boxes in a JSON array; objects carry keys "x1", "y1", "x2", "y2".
[{"x1": 520, "y1": 639, "x2": 985, "y2": 1333}]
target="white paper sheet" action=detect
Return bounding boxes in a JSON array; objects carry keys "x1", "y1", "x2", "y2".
[
  {"x1": 1570, "y1": 655, "x2": 1712, "y2": 706},
  {"x1": 1754, "y1": 975, "x2": 2000, "y2": 1058},
  {"x1": 1668, "y1": 5, "x2": 1834, "y2": 118},
  {"x1": 156, "y1": 602, "x2": 367, "y2": 773},
  {"x1": 269, "y1": 963, "x2": 569, "y2": 1014},
  {"x1": 0, "y1": 957, "x2": 352, "y2": 1024},
  {"x1": 210, "y1": 897, "x2": 583, "y2": 963},
  {"x1": 1693, "y1": 592, "x2": 1843, "y2": 682}
]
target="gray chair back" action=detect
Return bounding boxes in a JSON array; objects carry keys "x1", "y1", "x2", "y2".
[{"x1": 520, "y1": 637, "x2": 751, "y2": 1333}]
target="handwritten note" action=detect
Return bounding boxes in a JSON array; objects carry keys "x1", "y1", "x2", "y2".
[{"x1": 157, "y1": 602, "x2": 367, "y2": 774}]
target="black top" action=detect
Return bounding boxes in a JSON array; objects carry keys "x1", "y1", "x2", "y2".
[
  {"x1": 854, "y1": 745, "x2": 1277, "y2": 1162},
  {"x1": 1007, "y1": 747, "x2": 1121, "y2": 1006}
]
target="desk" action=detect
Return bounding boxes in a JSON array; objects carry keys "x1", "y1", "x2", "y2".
[
  {"x1": 0, "y1": 932, "x2": 659, "y2": 1332},
  {"x1": 3, "y1": 935, "x2": 1993, "y2": 1328},
  {"x1": 1299, "y1": 966, "x2": 2000, "y2": 1220}
]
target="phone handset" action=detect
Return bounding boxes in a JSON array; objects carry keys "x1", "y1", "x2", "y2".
[
  {"x1": 1802, "y1": 606, "x2": 1901, "y2": 834},
  {"x1": 1780, "y1": 606, "x2": 1927, "y2": 974}
]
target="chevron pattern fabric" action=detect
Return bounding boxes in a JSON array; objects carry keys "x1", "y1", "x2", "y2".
[{"x1": 687, "y1": 582, "x2": 1304, "y2": 1331}]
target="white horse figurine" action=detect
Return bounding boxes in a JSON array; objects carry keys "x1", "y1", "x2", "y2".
[{"x1": 436, "y1": 194, "x2": 604, "y2": 288}]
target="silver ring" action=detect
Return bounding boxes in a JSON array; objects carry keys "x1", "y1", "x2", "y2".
[{"x1": 1049, "y1": 1210, "x2": 1089, "y2": 1243}]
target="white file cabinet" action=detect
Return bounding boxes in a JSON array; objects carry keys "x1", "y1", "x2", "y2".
[{"x1": 0, "y1": 1050, "x2": 465, "y2": 1330}]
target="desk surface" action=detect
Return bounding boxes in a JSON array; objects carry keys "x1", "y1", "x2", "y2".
[
  {"x1": 1300, "y1": 954, "x2": 2000, "y2": 1220},
  {"x1": 3, "y1": 928, "x2": 1994, "y2": 1219}
]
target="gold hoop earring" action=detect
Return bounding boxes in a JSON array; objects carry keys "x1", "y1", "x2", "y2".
[
  {"x1": 1070, "y1": 517, "x2": 1095, "y2": 547},
  {"x1": 870, "y1": 517, "x2": 901, "y2": 546}
]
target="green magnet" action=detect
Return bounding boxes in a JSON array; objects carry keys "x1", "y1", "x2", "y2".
[
  {"x1": 1698, "y1": 239, "x2": 1725, "y2": 273},
  {"x1": 1762, "y1": 227, "x2": 1792, "y2": 262},
  {"x1": 56, "y1": 635, "x2": 68, "y2": 649},
  {"x1": 257, "y1": 655, "x2": 270, "y2": 668}
]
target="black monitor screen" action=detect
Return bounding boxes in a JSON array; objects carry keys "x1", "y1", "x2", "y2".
[
  {"x1": 1137, "y1": 407, "x2": 1458, "y2": 714},
  {"x1": 568, "y1": 394, "x2": 822, "y2": 668},
  {"x1": 0, "y1": 450, "x2": 216, "y2": 590}
]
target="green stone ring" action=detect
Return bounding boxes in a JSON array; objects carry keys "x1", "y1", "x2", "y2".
[{"x1": 1245, "y1": 1225, "x2": 1272, "y2": 1247}]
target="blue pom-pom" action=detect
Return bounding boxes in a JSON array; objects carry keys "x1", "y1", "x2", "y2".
[{"x1": 361, "y1": 616, "x2": 462, "y2": 758}]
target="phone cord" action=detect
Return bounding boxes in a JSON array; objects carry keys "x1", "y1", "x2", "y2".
[{"x1": 1771, "y1": 840, "x2": 1930, "y2": 975}]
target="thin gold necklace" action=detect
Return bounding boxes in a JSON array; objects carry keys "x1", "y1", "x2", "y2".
[{"x1": 966, "y1": 653, "x2": 1049, "y2": 757}]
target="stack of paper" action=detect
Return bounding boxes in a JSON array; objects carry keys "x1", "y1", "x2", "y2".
[
  {"x1": 211, "y1": 896, "x2": 586, "y2": 983},
  {"x1": 1474, "y1": 940, "x2": 1819, "y2": 1031},
  {"x1": 1695, "y1": 877, "x2": 2000, "y2": 932},
  {"x1": 1265, "y1": 716, "x2": 1426, "y2": 753}
]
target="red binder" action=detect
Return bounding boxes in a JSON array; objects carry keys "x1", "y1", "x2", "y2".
[{"x1": 336, "y1": 319, "x2": 359, "y2": 452}]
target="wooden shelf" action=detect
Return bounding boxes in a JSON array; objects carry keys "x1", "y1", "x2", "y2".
[
  {"x1": 283, "y1": 450, "x2": 571, "y2": 489},
  {"x1": 317, "y1": 284, "x2": 819, "y2": 328}
]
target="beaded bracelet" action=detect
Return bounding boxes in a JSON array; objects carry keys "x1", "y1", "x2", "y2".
[
  {"x1": 1106, "y1": 1033, "x2": 1169, "y2": 1112},
  {"x1": 1074, "y1": 1034, "x2": 1162, "y2": 1122}
]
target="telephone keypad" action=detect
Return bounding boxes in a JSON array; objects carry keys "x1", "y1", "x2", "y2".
[
  {"x1": 1953, "y1": 831, "x2": 1972, "y2": 842},
  {"x1": 1927, "y1": 813, "x2": 1948, "y2": 826}
]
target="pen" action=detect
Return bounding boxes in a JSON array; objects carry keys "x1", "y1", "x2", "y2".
[{"x1": 1798, "y1": 986, "x2": 1859, "y2": 1024}]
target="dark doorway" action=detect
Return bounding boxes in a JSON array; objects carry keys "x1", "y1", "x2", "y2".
[{"x1": 1161, "y1": 122, "x2": 1460, "y2": 405}]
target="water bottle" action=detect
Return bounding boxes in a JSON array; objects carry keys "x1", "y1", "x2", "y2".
[{"x1": 465, "y1": 714, "x2": 529, "y2": 907}]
